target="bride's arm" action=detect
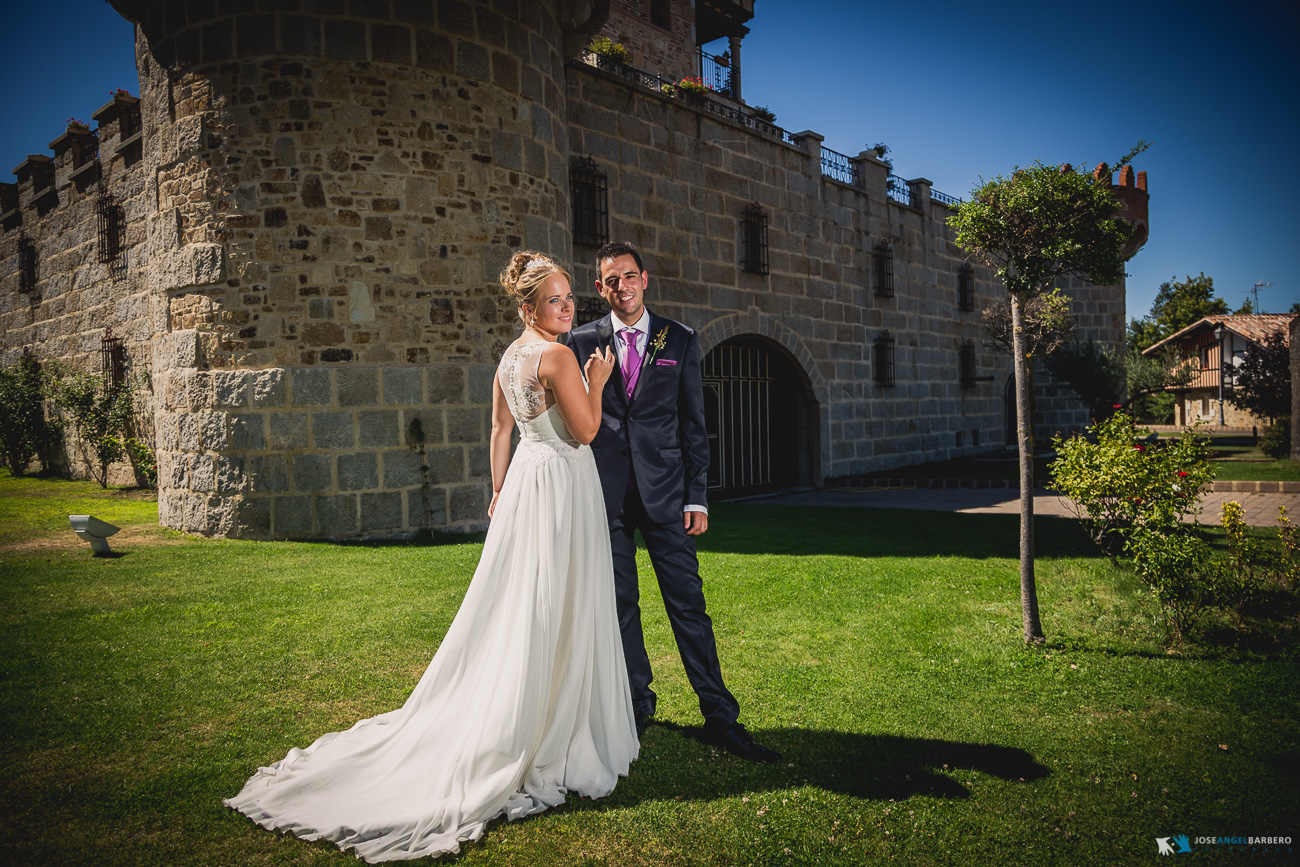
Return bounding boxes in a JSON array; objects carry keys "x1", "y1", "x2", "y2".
[
  {"x1": 488, "y1": 373, "x2": 514, "y2": 517},
  {"x1": 538, "y1": 342, "x2": 613, "y2": 445}
]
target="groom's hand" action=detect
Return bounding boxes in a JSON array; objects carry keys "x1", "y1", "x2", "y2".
[{"x1": 684, "y1": 511, "x2": 708, "y2": 536}]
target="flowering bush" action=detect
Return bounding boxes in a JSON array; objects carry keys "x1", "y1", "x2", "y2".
[
  {"x1": 1050, "y1": 408, "x2": 1215, "y2": 558},
  {"x1": 65, "y1": 117, "x2": 90, "y2": 132},
  {"x1": 111, "y1": 88, "x2": 133, "y2": 98}
]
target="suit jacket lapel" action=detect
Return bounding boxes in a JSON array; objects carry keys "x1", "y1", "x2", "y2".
[{"x1": 598, "y1": 314, "x2": 629, "y2": 405}]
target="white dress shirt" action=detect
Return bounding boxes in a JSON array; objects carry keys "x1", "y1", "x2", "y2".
[{"x1": 611, "y1": 309, "x2": 649, "y2": 369}]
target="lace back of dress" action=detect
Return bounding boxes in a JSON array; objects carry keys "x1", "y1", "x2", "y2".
[{"x1": 500, "y1": 341, "x2": 551, "y2": 424}]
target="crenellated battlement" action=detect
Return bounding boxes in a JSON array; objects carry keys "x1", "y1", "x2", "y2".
[
  {"x1": 1093, "y1": 161, "x2": 1150, "y2": 255},
  {"x1": 0, "y1": 94, "x2": 143, "y2": 234}
]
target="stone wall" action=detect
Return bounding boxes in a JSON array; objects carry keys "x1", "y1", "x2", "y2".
[
  {"x1": 1, "y1": 2, "x2": 1137, "y2": 538},
  {"x1": 598, "y1": 0, "x2": 697, "y2": 83},
  {"x1": 154, "y1": 363, "x2": 493, "y2": 538},
  {"x1": 131, "y1": 0, "x2": 586, "y2": 537},
  {"x1": 1176, "y1": 394, "x2": 1267, "y2": 429},
  {"x1": 0, "y1": 86, "x2": 155, "y2": 484},
  {"x1": 565, "y1": 60, "x2": 1127, "y2": 478}
]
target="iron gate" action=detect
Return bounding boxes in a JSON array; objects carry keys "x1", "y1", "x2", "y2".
[{"x1": 702, "y1": 340, "x2": 773, "y2": 492}]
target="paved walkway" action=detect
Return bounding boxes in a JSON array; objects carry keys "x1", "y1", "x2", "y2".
[{"x1": 741, "y1": 487, "x2": 1300, "y2": 527}]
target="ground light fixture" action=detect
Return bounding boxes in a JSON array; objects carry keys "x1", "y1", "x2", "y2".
[{"x1": 69, "y1": 515, "x2": 121, "y2": 555}]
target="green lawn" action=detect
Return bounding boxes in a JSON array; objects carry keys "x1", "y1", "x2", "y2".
[
  {"x1": 1204, "y1": 442, "x2": 1299, "y2": 482},
  {"x1": 843, "y1": 440, "x2": 1297, "y2": 485},
  {"x1": 2, "y1": 472, "x2": 1297, "y2": 866}
]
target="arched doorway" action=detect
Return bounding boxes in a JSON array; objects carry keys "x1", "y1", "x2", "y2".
[{"x1": 701, "y1": 336, "x2": 818, "y2": 497}]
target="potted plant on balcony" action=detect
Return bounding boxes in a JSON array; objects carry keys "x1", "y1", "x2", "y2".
[
  {"x1": 65, "y1": 117, "x2": 91, "y2": 134},
  {"x1": 589, "y1": 36, "x2": 630, "y2": 69},
  {"x1": 675, "y1": 76, "x2": 713, "y2": 105},
  {"x1": 870, "y1": 142, "x2": 894, "y2": 171}
]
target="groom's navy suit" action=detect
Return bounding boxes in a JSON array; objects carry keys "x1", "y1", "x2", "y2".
[{"x1": 567, "y1": 311, "x2": 740, "y2": 728}]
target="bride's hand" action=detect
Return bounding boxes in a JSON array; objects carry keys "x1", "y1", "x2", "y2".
[
  {"x1": 584, "y1": 346, "x2": 615, "y2": 389},
  {"x1": 488, "y1": 490, "x2": 499, "y2": 518}
]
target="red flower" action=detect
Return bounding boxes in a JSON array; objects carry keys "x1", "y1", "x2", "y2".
[
  {"x1": 1113, "y1": 404, "x2": 1123, "y2": 409},
  {"x1": 1134, "y1": 444, "x2": 1146, "y2": 452},
  {"x1": 1177, "y1": 471, "x2": 1189, "y2": 478}
]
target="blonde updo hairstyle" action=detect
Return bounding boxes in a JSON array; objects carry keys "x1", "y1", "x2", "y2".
[{"x1": 499, "y1": 251, "x2": 571, "y2": 326}]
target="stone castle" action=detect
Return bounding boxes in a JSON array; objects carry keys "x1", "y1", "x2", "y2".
[{"x1": 0, "y1": 0, "x2": 1149, "y2": 540}]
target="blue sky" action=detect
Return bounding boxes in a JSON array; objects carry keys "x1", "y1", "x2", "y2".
[{"x1": 3, "y1": 1, "x2": 1296, "y2": 320}]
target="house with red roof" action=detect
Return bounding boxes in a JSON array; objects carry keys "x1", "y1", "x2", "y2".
[{"x1": 1142, "y1": 314, "x2": 1297, "y2": 427}]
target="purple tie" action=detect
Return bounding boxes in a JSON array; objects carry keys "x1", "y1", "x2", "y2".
[{"x1": 620, "y1": 328, "x2": 641, "y2": 400}]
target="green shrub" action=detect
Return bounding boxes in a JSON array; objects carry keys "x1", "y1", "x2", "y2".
[
  {"x1": 0, "y1": 354, "x2": 57, "y2": 475},
  {"x1": 45, "y1": 364, "x2": 136, "y2": 489},
  {"x1": 124, "y1": 437, "x2": 157, "y2": 488},
  {"x1": 1050, "y1": 409, "x2": 1215, "y2": 558},
  {"x1": 1259, "y1": 416, "x2": 1291, "y2": 459},
  {"x1": 1128, "y1": 527, "x2": 1218, "y2": 639}
]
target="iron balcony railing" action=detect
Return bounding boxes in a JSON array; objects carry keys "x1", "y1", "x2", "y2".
[
  {"x1": 820, "y1": 146, "x2": 858, "y2": 186},
  {"x1": 931, "y1": 188, "x2": 962, "y2": 207},
  {"x1": 578, "y1": 52, "x2": 964, "y2": 206},
  {"x1": 699, "y1": 48, "x2": 734, "y2": 98},
  {"x1": 887, "y1": 174, "x2": 914, "y2": 207},
  {"x1": 577, "y1": 52, "x2": 802, "y2": 148}
]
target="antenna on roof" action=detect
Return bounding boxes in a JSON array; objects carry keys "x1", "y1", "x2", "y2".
[{"x1": 1252, "y1": 280, "x2": 1273, "y2": 313}]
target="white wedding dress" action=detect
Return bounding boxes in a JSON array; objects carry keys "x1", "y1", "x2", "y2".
[{"x1": 225, "y1": 340, "x2": 638, "y2": 862}]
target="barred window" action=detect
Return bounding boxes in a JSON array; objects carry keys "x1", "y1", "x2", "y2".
[
  {"x1": 873, "y1": 331, "x2": 895, "y2": 386},
  {"x1": 120, "y1": 103, "x2": 142, "y2": 140},
  {"x1": 570, "y1": 155, "x2": 608, "y2": 248},
  {"x1": 32, "y1": 161, "x2": 54, "y2": 193},
  {"x1": 873, "y1": 242, "x2": 894, "y2": 297},
  {"x1": 960, "y1": 340, "x2": 978, "y2": 387},
  {"x1": 18, "y1": 237, "x2": 38, "y2": 293},
  {"x1": 98, "y1": 193, "x2": 124, "y2": 264},
  {"x1": 72, "y1": 133, "x2": 99, "y2": 169},
  {"x1": 101, "y1": 327, "x2": 126, "y2": 391},
  {"x1": 741, "y1": 202, "x2": 768, "y2": 275},
  {"x1": 958, "y1": 264, "x2": 974, "y2": 311}
]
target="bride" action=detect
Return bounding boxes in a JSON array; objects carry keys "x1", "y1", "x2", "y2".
[{"x1": 225, "y1": 252, "x2": 636, "y2": 862}]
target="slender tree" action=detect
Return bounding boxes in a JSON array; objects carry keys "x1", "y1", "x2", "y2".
[{"x1": 949, "y1": 147, "x2": 1146, "y2": 643}]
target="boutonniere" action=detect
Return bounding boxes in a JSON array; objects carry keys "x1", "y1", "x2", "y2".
[{"x1": 646, "y1": 326, "x2": 670, "y2": 363}]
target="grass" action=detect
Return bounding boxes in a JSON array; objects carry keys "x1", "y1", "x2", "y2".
[
  {"x1": 845, "y1": 437, "x2": 1297, "y2": 486},
  {"x1": 2, "y1": 471, "x2": 1298, "y2": 866},
  {"x1": 1204, "y1": 440, "x2": 1299, "y2": 482}
]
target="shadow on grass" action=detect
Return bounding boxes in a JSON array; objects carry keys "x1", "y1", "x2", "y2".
[
  {"x1": 698, "y1": 503, "x2": 1100, "y2": 561},
  {"x1": 610, "y1": 723, "x2": 1049, "y2": 804}
]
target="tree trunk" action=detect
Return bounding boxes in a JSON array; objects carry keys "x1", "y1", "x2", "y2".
[{"x1": 1010, "y1": 293, "x2": 1045, "y2": 644}]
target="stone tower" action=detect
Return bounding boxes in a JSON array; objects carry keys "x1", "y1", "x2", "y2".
[{"x1": 102, "y1": 0, "x2": 607, "y2": 538}]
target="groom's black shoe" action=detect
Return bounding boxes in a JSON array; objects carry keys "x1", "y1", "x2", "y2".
[
  {"x1": 635, "y1": 711, "x2": 654, "y2": 738},
  {"x1": 704, "y1": 722, "x2": 782, "y2": 764}
]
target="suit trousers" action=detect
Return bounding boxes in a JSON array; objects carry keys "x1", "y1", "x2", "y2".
[{"x1": 609, "y1": 484, "x2": 740, "y2": 728}]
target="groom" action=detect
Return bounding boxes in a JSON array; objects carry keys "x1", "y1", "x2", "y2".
[{"x1": 567, "y1": 241, "x2": 780, "y2": 764}]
